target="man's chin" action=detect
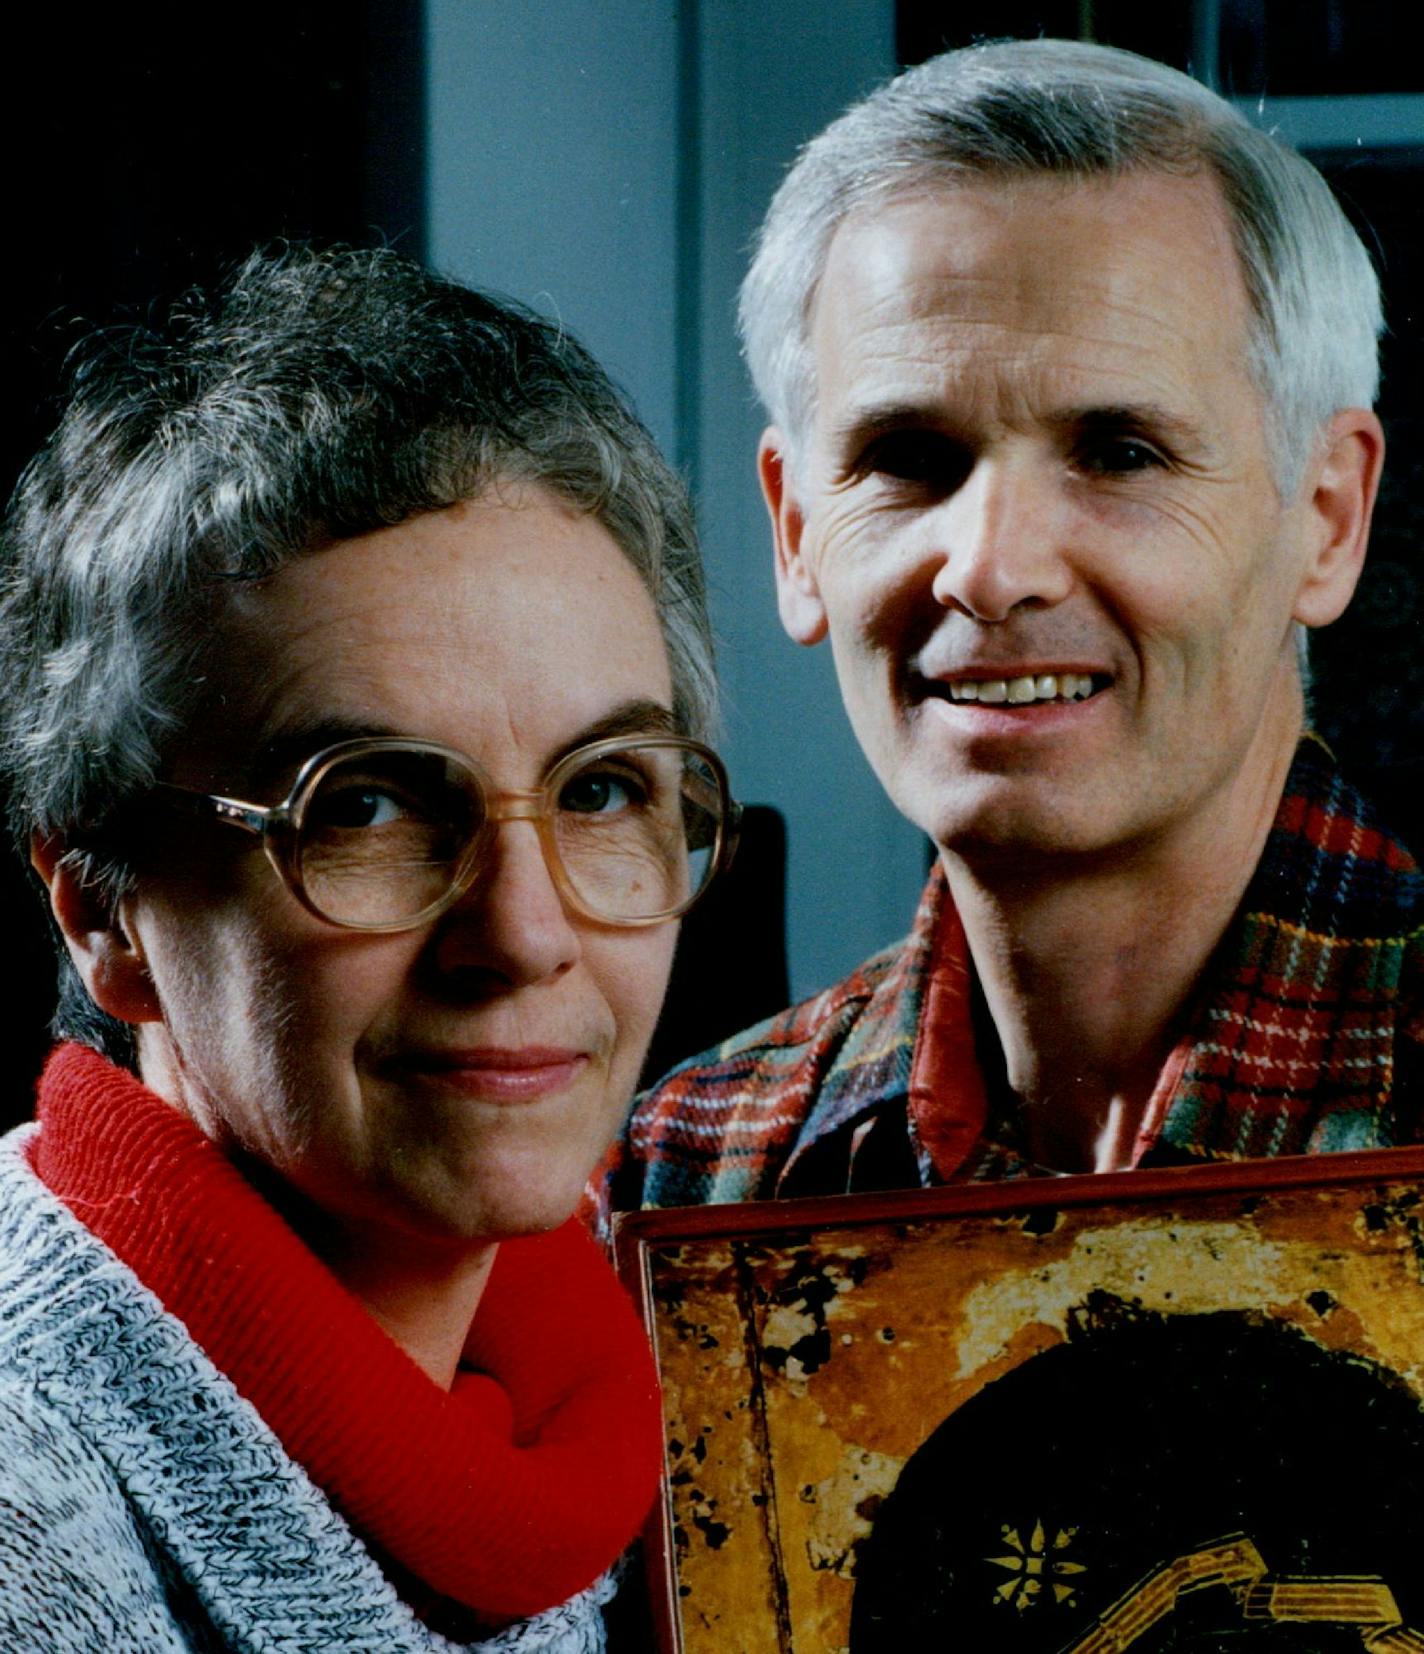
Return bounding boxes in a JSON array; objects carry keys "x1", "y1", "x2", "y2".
[{"x1": 914, "y1": 782, "x2": 1139, "y2": 871}]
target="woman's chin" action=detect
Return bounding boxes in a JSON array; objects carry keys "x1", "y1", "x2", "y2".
[{"x1": 383, "y1": 1161, "x2": 591, "y2": 1249}]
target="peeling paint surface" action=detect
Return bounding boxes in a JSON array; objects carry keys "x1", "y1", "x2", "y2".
[{"x1": 644, "y1": 1176, "x2": 1424, "y2": 1652}]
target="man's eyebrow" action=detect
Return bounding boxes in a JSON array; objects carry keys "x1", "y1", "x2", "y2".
[
  {"x1": 1058, "y1": 403, "x2": 1211, "y2": 449},
  {"x1": 826, "y1": 399, "x2": 1213, "y2": 453},
  {"x1": 826, "y1": 402, "x2": 951, "y2": 453}
]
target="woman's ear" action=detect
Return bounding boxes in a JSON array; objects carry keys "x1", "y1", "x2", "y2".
[{"x1": 30, "y1": 835, "x2": 161, "y2": 1024}]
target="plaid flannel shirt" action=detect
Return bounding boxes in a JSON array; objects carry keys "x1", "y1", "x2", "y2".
[{"x1": 617, "y1": 740, "x2": 1424, "y2": 1209}]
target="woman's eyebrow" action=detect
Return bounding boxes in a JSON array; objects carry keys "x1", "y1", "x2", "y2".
[
  {"x1": 245, "y1": 719, "x2": 407, "y2": 793},
  {"x1": 241, "y1": 700, "x2": 681, "y2": 794},
  {"x1": 552, "y1": 699, "x2": 680, "y2": 759}
]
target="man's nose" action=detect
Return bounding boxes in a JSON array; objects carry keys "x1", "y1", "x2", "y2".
[
  {"x1": 928, "y1": 456, "x2": 1074, "y2": 622},
  {"x1": 430, "y1": 820, "x2": 580, "y2": 988}
]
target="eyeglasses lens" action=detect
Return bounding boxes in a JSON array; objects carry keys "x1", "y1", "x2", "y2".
[
  {"x1": 551, "y1": 743, "x2": 721, "y2": 922},
  {"x1": 296, "y1": 749, "x2": 485, "y2": 927},
  {"x1": 293, "y1": 741, "x2": 721, "y2": 928}
]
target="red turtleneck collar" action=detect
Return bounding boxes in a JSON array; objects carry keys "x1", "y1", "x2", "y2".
[{"x1": 31, "y1": 1042, "x2": 662, "y2": 1623}]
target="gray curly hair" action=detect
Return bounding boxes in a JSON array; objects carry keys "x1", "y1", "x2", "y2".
[
  {"x1": 0, "y1": 244, "x2": 716, "y2": 1056},
  {"x1": 740, "y1": 37, "x2": 1382, "y2": 499}
]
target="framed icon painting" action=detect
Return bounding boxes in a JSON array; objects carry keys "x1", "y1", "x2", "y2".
[{"x1": 614, "y1": 1148, "x2": 1424, "y2": 1653}]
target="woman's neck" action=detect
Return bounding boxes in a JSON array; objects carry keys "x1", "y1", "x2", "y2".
[{"x1": 232, "y1": 1148, "x2": 498, "y2": 1388}]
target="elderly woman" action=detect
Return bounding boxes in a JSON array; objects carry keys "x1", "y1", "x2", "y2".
[{"x1": 0, "y1": 247, "x2": 735, "y2": 1650}]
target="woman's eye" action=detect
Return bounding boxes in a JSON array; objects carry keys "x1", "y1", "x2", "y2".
[
  {"x1": 313, "y1": 785, "x2": 414, "y2": 829},
  {"x1": 559, "y1": 770, "x2": 643, "y2": 815}
]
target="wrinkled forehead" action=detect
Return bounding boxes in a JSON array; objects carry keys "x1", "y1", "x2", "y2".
[
  {"x1": 806, "y1": 170, "x2": 1257, "y2": 439},
  {"x1": 168, "y1": 495, "x2": 674, "y2": 790}
]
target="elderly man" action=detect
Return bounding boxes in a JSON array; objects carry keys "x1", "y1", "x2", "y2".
[{"x1": 623, "y1": 38, "x2": 1420, "y2": 1204}]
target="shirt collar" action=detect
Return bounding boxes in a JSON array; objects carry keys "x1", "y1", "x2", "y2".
[
  {"x1": 777, "y1": 866, "x2": 946, "y2": 1192},
  {"x1": 781, "y1": 737, "x2": 1421, "y2": 1188}
]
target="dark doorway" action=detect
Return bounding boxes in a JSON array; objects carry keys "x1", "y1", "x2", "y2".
[{"x1": 1, "y1": 4, "x2": 425, "y2": 1125}]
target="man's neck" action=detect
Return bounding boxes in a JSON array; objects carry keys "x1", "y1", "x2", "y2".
[{"x1": 943, "y1": 732, "x2": 1302, "y2": 1174}]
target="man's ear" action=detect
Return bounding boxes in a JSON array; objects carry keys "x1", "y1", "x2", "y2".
[
  {"x1": 759, "y1": 427, "x2": 828, "y2": 646},
  {"x1": 1292, "y1": 408, "x2": 1385, "y2": 629},
  {"x1": 30, "y1": 834, "x2": 161, "y2": 1025}
]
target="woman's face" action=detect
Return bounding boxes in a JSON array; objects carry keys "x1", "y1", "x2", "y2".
[{"x1": 117, "y1": 489, "x2": 680, "y2": 1246}]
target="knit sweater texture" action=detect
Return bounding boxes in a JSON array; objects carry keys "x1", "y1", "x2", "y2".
[{"x1": 0, "y1": 1122, "x2": 616, "y2": 1652}]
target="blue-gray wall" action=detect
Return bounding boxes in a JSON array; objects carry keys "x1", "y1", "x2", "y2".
[{"x1": 426, "y1": 1, "x2": 926, "y2": 1001}]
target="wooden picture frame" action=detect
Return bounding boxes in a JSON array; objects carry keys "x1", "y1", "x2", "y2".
[{"x1": 614, "y1": 1149, "x2": 1424, "y2": 1653}]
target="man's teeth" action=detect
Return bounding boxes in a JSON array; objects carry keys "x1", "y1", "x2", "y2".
[{"x1": 947, "y1": 673, "x2": 1096, "y2": 703}]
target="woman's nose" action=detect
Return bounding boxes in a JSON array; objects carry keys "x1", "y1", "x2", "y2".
[{"x1": 429, "y1": 820, "x2": 581, "y2": 988}]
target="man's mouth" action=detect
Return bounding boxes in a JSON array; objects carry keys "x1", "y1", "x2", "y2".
[{"x1": 932, "y1": 672, "x2": 1107, "y2": 705}]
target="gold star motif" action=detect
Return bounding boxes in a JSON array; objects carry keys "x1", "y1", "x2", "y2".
[{"x1": 987, "y1": 1518, "x2": 1088, "y2": 1611}]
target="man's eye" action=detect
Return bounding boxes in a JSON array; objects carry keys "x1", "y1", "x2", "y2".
[
  {"x1": 858, "y1": 431, "x2": 971, "y2": 491},
  {"x1": 1077, "y1": 436, "x2": 1166, "y2": 476}
]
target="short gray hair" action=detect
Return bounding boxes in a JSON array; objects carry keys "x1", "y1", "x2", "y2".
[
  {"x1": 740, "y1": 38, "x2": 1382, "y2": 498},
  {"x1": 1, "y1": 244, "x2": 716, "y2": 1054}
]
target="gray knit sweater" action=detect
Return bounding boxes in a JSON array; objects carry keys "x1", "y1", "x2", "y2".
[{"x1": 0, "y1": 1126, "x2": 612, "y2": 1653}]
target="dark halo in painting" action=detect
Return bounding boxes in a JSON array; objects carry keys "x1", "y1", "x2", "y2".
[{"x1": 849, "y1": 1299, "x2": 1424, "y2": 1650}]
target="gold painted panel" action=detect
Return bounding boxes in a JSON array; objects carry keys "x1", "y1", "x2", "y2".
[{"x1": 621, "y1": 1152, "x2": 1424, "y2": 1652}]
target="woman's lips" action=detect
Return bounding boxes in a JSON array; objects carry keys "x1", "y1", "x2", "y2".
[{"x1": 394, "y1": 1047, "x2": 589, "y2": 1102}]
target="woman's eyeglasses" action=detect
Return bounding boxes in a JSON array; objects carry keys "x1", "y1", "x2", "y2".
[{"x1": 157, "y1": 735, "x2": 740, "y2": 932}]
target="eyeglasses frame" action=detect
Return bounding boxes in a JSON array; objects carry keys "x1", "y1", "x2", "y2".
[{"x1": 155, "y1": 733, "x2": 742, "y2": 933}]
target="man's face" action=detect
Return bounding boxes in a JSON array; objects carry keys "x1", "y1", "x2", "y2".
[
  {"x1": 766, "y1": 172, "x2": 1373, "y2": 868},
  {"x1": 119, "y1": 489, "x2": 678, "y2": 1249}
]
